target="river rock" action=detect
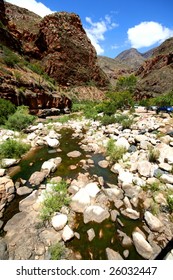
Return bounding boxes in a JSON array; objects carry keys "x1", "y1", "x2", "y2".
[
  {"x1": 62, "y1": 225, "x2": 74, "y2": 242},
  {"x1": 103, "y1": 186, "x2": 123, "y2": 201},
  {"x1": 137, "y1": 161, "x2": 152, "y2": 177},
  {"x1": 70, "y1": 188, "x2": 91, "y2": 213},
  {"x1": 41, "y1": 157, "x2": 62, "y2": 174},
  {"x1": 0, "y1": 239, "x2": 8, "y2": 260},
  {"x1": 132, "y1": 231, "x2": 153, "y2": 259},
  {"x1": 19, "y1": 190, "x2": 38, "y2": 212},
  {"x1": 116, "y1": 137, "x2": 130, "y2": 150},
  {"x1": 17, "y1": 186, "x2": 33, "y2": 196},
  {"x1": 106, "y1": 248, "x2": 123, "y2": 260},
  {"x1": 1, "y1": 158, "x2": 19, "y2": 168},
  {"x1": 29, "y1": 171, "x2": 46, "y2": 186},
  {"x1": 67, "y1": 150, "x2": 81, "y2": 158},
  {"x1": 98, "y1": 160, "x2": 109, "y2": 168},
  {"x1": 0, "y1": 169, "x2": 6, "y2": 177},
  {"x1": 87, "y1": 228, "x2": 95, "y2": 241},
  {"x1": 161, "y1": 174, "x2": 173, "y2": 184},
  {"x1": 51, "y1": 214, "x2": 68, "y2": 231},
  {"x1": 121, "y1": 208, "x2": 140, "y2": 220},
  {"x1": 84, "y1": 182, "x2": 100, "y2": 198},
  {"x1": 144, "y1": 211, "x2": 164, "y2": 232},
  {"x1": 118, "y1": 170, "x2": 133, "y2": 185},
  {"x1": 164, "y1": 249, "x2": 173, "y2": 260},
  {"x1": 83, "y1": 205, "x2": 110, "y2": 223},
  {"x1": 45, "y1": 137, "x2": 60, "y2": 148}
]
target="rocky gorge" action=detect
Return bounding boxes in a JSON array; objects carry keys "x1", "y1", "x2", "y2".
[{"x1": 0, "y1": 108, "x2": 173, "y2": 260}]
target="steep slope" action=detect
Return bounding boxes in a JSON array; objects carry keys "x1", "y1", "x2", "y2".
[
  {"x1": 35, "y1": 12, "x2": 109, "y2": 87},
  {"x1": 1, "y1": 1, "x2": 109, "y2": 89},
  {"x1": 114, "y1": 48, "x2": 145, "y2": 69},
  {"x1": 135, "y1": 37, "x2": 173, "y2": 99},
  {"x1": 97, "y1": 56, "x2": 132, "y2": 85}
]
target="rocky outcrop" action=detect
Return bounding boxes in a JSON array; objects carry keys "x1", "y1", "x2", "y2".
[
  {"x1": 135, "y1": 38, "x2": 173, "y2": 99},
  {"x1": 35, "y1": 12, "x2": 108, "y2": 87},
  {"x1": 1, "y1": 2, "x2": 109, "y2": 88},
  {"x1": 0, "y1": 71, "x2": 72, "y2": 114}
]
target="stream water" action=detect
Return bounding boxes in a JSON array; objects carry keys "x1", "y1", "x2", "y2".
[{"x1": 0, "y1": 127, "x2": 156, "y2": 259}]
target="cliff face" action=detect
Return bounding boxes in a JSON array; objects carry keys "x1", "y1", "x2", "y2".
[
  {"x1": 135, "y1": 38, "x2": 173, "y2": 99},
  {"x1": 2, "y1": 1, "x2": 108, "y2": 87},
  {"x1": 35, "y1": 12, "x2": 108, "y2": 87}
]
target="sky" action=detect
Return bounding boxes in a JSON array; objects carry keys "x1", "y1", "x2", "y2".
[{"x1": 6, "y1": 0, "x2": 173, "y2": 58}]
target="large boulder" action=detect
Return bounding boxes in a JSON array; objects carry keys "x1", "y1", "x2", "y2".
[
  {"x1": 83, "y1": 205, "x2": 110, "y2": 223},
  {"x1": 144, "y1": 211, "x2": 164, "y2": 232},
  {"x1": 70, "y1": 188, "x2": 91, "y2": 213},
  {"x1": 106, "y1": 248, "x2": 123, "y2": 260},
  {"x1": 51, "y1": 214, "x2": 68, "y2": 231},
  {"x1": 132, "y1": 231, "x2": 153, "y2": 259}
]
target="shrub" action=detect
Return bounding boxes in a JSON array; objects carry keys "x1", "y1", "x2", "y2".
[
  {"x1": 148, "y1": 147, "x2": 160, "y2": 163},
  {"x1": 0, "y1": 139, "x2": 30, "y2": 160},
  {"x1": 116, "y1": 74, "x2": 137, "y2": 94},
  {"x1": 5, "y1": 105, "x2": 36, "y2": 131},
  {"x1": 3, "y1": 46, "x2": 20, "y2": 67},
  {"x1": 100, "y1": 115, "x2": 116, "y2": 125},
  {"x1": 106, "y1": 138, "x2": 127, "y2": 163},
  {"x1": 167, "y1": 195, "x2": 173, "y2": 213},
  {"x1": 49, "y1": 242, "x2": 66, "y2": 260},
  {"x1": 0, "y1": 98, "x2": 16, "y2": 125},
  {"x1": 40, "y1": 180, "x2": 70, "y2": 221}
]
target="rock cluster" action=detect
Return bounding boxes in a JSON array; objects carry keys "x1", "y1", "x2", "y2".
[{"x1": 0, "y1": 108, "x2": 173, "y2": 259}]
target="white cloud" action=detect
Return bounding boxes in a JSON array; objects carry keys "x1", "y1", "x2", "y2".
[
  {"x1": 85, "y1": 16, "x2": 118, "y2": 55},
  {"x1": 127, "y1": 21, "x2": 173, "y2": 49},
  {"x1": 6, "y1": 0, "x2": 54, "y2": 17}
]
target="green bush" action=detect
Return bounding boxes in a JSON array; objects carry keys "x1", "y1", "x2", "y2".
[
  {"x1": 3, "y1": 46, "x2": 20, "y2": 68},
  {"x1": 106, "y1": 138, "x2": 127, "y2": 163},
  {"x1": 167, "y1": 195, "x2": 173, "y2": 213},
  {"x1": 116, "y1": 74, "x2": 137, "y2": 94},
  {"x1": 0, "y1": 98, "x2": 16, "y2": 125},
  {"x1": 0, "y1": 139, "x2": 30, "y2": 159},
  {"x1": 148, "y1": 147, "x2": 160, "y2": 163},
  {"x1": 5, "y1": 105, "x2": 36, "y2": 131},
  {"x1": 114, "y1": 114, "x2": 134, "y2": 129},
  {"x1": 40, "y1": 180, "x2": 70, "y2": 221},
  {"x1": 99, "y1": 115, "x2": 116, "y2": 125},
  {"x1": 49, "y1": 242, "x2": 66, "y2": 260}
]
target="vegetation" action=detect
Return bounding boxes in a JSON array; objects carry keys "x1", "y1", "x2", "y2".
[
  {"x1": 40, "y1": 180, "x2": 70, "y2": 221},
  {"x1": 0, "y1": 138, "x2": 30, "y2": 160},
  {"x1": 106, "y1": 138, "x2": 127, "y2": 163},
  {"x1": 0, "y1": 98, "x2": 16, "y2": 125},
  {"x1": 5, "y1": 105, "x2": 36, "y2": 131},
  {"x1": 148, "y1": 146, "x2": 160, "y2": 163},
  {"x1": 49, "y1": 242, "x2": 66, "y2": 260},
  {"x1": 2, "y1": 46, "x2": 20, "y2": 68},
  {"x1": 139, "y1": 90, "x2": 173, "y2": 107},
  {"x1": 167, "y1": 194, "x2": 173, "y2": 213},
  {"x1": 116, "y1": 74, "x2": 137, "y2": 94}
]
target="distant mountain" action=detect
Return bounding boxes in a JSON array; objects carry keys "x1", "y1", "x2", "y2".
[{"x1": 114, "y1": 48, "x2": 145, "y2": 69}]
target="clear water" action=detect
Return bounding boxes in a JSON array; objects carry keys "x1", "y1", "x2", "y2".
[{"x1": 1, "y1": 127, "x2": 145, "y2": 259}]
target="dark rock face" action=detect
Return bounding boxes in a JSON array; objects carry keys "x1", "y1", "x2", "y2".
[
  {"x1": 0, "y1": 71, "x2": 72, "y2": 114},
  {"x1": 2, "y1": 3, "x2": 108, "y2": 88},
  {"x1": 35, "y1": 12, "x2": 109, "y2": 87},
  {"x1": 135, "y1": 38, "x2": 173, "y2": 99}
]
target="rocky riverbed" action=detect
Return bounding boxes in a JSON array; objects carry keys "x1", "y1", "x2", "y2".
[{"x1": 0, "y1": 108, "x2": 173, "y2": 260}]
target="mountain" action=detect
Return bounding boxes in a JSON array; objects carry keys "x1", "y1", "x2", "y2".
[
  {"x1": 135, "y1": 37, "x2": 173, "y2": 99},
  {"x1": 114, "y1": 48, "x2": 145, "y2": 69}
]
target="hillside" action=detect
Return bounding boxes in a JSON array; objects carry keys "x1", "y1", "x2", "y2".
[
  {"x1": 135, "y1": 37, "x2": 173, "y2": 99},
  {"x1": 0, "y1": 1, "x2": 109, "y2": 91}
]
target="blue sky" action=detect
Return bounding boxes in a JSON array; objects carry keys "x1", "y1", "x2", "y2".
[{"x1": 6, "y1": 0, "x2": 173, "y2": 58}]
